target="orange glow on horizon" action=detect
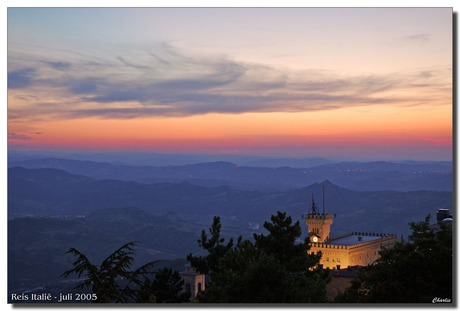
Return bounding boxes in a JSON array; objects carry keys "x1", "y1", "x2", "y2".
[{"x1": 8, "y1": 103, "x2": 452, "y2": 154}]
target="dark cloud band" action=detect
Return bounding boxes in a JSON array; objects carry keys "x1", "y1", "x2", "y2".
[{"x1": 7, "y1": 43, "x2": 451, "y2": 119}]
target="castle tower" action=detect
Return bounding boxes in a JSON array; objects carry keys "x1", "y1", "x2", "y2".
[{"x1": 305, "y1": 187, "x2": 333, "y2": 243}]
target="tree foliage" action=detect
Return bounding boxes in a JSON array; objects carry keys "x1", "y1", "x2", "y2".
[
  {"x1": 334, "y1": 215, "x2": 452, "y2": 303},
  {"x1": 187, "y1": 216, "x2": 235, "y2": 275},
  {"x1": 63, "y1": 241, "x2": 186, "y2": 303},
  {"x1": 62, "y1": 241, "x2": 156, "y2": 302},
  {"x1": 254, "y1": 212, "x2": 321, "y2": 272},
  {"x1": 136, "y1": 268, "x2": 190, "y2": 303},
  {"x1": 187, "y1": 211, "x2": 330, "y2": 303}
]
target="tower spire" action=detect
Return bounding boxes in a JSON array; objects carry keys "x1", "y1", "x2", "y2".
[{"x1": 310, "y1": 193, "x2": 319, "y2": 215}]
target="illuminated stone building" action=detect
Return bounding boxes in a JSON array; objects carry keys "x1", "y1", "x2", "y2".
[
  {"x1": 179, "y1": 265, "x2": 205, "y2": 300},
  {"x1": 305, "y1": 191, "x2": 397, "y2": 270}
]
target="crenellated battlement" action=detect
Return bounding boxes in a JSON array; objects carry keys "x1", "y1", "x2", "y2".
[
  {"x1": 305, "y1": 213, "x2": 333, "y2": 220},
  {"x1": 350, "y1": 232, "x2": 395, "y2": 238},
  {"x1": 311, "y1": 242, "x2": 349, "y2": 250},
  {"x1": 310, "y1": 232, "x2": 397, "y2": 251}
]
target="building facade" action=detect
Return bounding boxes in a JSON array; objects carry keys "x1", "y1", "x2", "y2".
[
  {"x1": 305, "y1": 196, "x2": 397, "y2": 269},
  {"x1": 179, "y1": 265, "x2": 205, "y2": 300}
]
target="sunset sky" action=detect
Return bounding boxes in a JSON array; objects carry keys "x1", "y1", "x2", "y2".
[{"x1": 7, "y1": 7, "x2": 452, "y2": 161}]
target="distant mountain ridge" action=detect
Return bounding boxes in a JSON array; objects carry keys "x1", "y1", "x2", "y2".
[
  {"x1": 7, "y1": 150, "x2": 332, "y2": 167},
  {"x1": 8, "y1": 167, "x2": 452, "y2": 237},
  {"x1": 8, "y1": 157, "x2": 452, "y2": 192}
]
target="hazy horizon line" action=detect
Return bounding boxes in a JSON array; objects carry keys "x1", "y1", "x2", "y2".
[{"x1": 7, "y1": 148, "x2": 452, "y2": 164}]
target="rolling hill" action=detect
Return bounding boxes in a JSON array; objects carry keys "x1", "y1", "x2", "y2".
[
  {"x1": 8, "y1": 167, "x2": 452, "y2": 236},
  {"x1": 8, "y1": 158, "x2": 452, "y2": 192}
]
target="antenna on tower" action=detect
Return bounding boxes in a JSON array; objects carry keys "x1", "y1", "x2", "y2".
[{"x1": 322, "y1": 183, "x2": 325, "y2": 215}]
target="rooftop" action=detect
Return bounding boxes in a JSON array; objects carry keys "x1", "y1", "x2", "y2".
[
  {"x1": 328, "y1": 232, "x2": 394, "y2": 246},
  {"x1": 179, "y1": 265, "x2": 202, "y2": 276}
]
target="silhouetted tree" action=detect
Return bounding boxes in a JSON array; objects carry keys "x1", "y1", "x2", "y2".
[
  {"x1": 187, "y1": 212, "x2": 330, "y2": 303},
  {"x1": 254, "y1": 211, "x2": 321, "y2": 272},
  {"x1": 62, "y1": 241, "x2": 156, "y2": 303},
  {"x1": 334, "y1": 215, "x2": 452, "y2": 303},
  {"x1": 136, "y1": 268, "x2": 190, "y2": 303},
  {"x1": 187, "y1": 216, "x2": 235, "y2": 275}
]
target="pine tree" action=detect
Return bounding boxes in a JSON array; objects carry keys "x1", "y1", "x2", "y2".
[{"x1": 187, "y1": 212, "x2": 330, "y2": 303}]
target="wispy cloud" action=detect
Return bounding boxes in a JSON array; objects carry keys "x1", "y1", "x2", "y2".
[
  {"x1": 149, "y1": 52, "x2": 170, "y2": 65},
  {"x1": 402, "y1": 33, "x2": 431, "y2": 43},
  {"x1": 7, "y1": 43, "x2": 451, "y2": 120},
  {"x1": 41, "y1": 61, "x2": 72, "y2": 71},
  {"x1": 423, "y1": 137, "x2": 452, "y2": 146},
  {"x1": 117, "y1": 56, "x2": 150, "y2": 70},
  {"x1": 8, "y1": 68, "x2": 36, "y2": 89},
  {"x1": 8, "y1": 132, "x2": 31, "y2": 140}
]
